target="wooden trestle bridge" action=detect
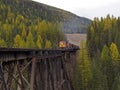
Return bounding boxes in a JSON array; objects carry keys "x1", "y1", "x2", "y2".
[{"x1": 0, "y1": 47, "x2": 79, "y2": 90}]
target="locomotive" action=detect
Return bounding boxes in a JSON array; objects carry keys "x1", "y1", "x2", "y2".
[
  {"x1": 58, "y1": 41, "x2": 79, "y2": 49},
  {"x1": 58, "y1": 41, "x2": 68, "y2": 48}
]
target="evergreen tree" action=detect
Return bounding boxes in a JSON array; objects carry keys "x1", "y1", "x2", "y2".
[
  {"x1": 112, "y1": 73, "x2": 120, "y2": 90},
  {"x1": 110, "y1": 42, "x2": 119, "y2": 63},
  {"x1": 101, "y1": 45, "x2": 110, "y2": 62},
  {"x1": 13, "y1": 34, "x2": 25, "y2": 48},
  {"x1": 45, "y1": 40, "x2": 52, "y2": 49},
  {"x1": 91, "y1": 59, "x2": 108, "y2": 90},
  {"x1": 0, "y1": 38, "x2": 7, "y2": 47},
  {"x1": 110, "y1": 42, "x2": 120, "y2": 82},
  {"x1": 74, "y1": 41, "x2": 92, "y2": 90},
  {"x1": 21, "y1": 28, "x2": 26, "y2": 40},
  {"x1": 26, "y1": 32, "x2": 35, "y2": 48},
  {"x1": 36, "y1": 35, "x2": 43, "y2": 48},
  {"x1": 101, "y1": 45, "x2": 114, "y2": 90}
]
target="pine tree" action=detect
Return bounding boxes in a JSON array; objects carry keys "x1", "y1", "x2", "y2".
[
  {"x1": 26, "y1": 32, "x2": 35, "y2": 48},
  {"x1": 112, "y1": 74, "x2": 120, "y2": 90},
  {"x1": 21, "y1": 28, "x2": 26, "y2": 40},
  {"x1": 110, "y1": 42, "x2": 119, "y2": 62},
  {"x1": 13, "y1": 34, "x2": 25, "y2": 48},
  {"x1": 75, "y1": 41, "x2": 92, "y2": 90},
  {"x1": 101, "y1": 45, "x2": 110, "y2": 62},
  {"x1": 36, "y1": 35, "x2": 43, "y2": 48},
  {"x1": 0, "y1": 38, "x2": 7, "y2": 47},
  {"x1": 45, "y1": 40, "x2": 51, "y2": 49},
  {"x1": 101, "y1": 45, "x2": 114, "y2": 90},
  {"x1": 91, "y1": 59, "x2": 108, "y2": 90}
]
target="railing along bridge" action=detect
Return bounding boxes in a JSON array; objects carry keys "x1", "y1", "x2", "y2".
[{"x1": 0, "y1": 47, "x2": 79, "y2": 90}]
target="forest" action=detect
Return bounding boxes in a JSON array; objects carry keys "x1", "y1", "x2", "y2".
[
  {"x1": 74, "y1": 15, "x2": 120, "y2": 90},
  {"x1": 0, "y1": 0, "x2": 65, "y2": 48},
  {"x1": 2, "y1": 0, "x2": 120, "y2": 90}
]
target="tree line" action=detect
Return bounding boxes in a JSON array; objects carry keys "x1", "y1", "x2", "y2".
[
  {"x1": 74, "y1": 15, "x2": 120, "y2": 90},
  {"x1": 87, "y1": 15, "x2": 120, "y2": 57}
]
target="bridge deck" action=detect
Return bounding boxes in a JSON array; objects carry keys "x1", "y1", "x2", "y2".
[{"x1": 0, "y1": 47, "x2": 79, "y2": 62}]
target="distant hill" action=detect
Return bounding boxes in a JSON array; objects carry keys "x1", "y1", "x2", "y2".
[
  {"x1": 2, "y1": 0, "x2": 91, "y2": 33},
  {"x1": 62, "y1": 15, "x2": 91, "y2": 33},
  {"x1": 30, "y1": 1, "x2": 91, "y2": 33}
]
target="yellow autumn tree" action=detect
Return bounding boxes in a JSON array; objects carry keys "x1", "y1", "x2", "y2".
[
  {"x1": 110, "y1": 42, "x2": 119, "y2": 64},
  {"x1": 45, "y1": 40, "x2": 51, "y2": 49},
  {"x1": 36, "y1": 35, "x2": 43, "y2": 48},
  {"x1": 26, "y1": 32, "x2": 35, "y2": 48},
  {"x1": 0, "y1": 38, "x2": 7, "y2": 47},
  {"x1": 13, "y1": 34, "x2": 25, "y2": 48}
]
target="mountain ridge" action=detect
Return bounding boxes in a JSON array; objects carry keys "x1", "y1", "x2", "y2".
[
  {"x1": 31, "y1": 1, "x2": 92, "y2": 33},
  {"x1": 2, "y1": 0, "x2": 91, "y2": 33}
]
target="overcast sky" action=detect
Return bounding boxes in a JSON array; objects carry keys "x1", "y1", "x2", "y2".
[{"x1": 32, "y1": 0, "x2": 120, "y2": 20}]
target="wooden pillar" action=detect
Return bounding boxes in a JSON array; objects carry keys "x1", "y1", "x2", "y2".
[
  {"x1": 48, "y1": 60, "x2": 53, "y2": 90},
  {"x1": 44, "y1": 59, "x2": 48, "y2": 90},
  {"x1": 0, "y1": 64, "x2": 7, "y2": 90},
  {"x1": 30, "y1": 57, "x2": 36, "y2": 90}
]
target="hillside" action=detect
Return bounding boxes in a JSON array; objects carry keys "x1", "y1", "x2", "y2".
[
  {"x1": 1, "y1": 0, "x2": 91, "y2": 33},
  {"x1": 34, "y1": 1, "x2": 92, "y2": 33},
  {"x1": 31, "y1": 1, "x2": 91, "y2": 33},
  {"x1": 0, "y1": 0, "x2": 66, "y2": 48},
  {"x1": 62, "y1": 14, "x2": 91, "y2": 33}
]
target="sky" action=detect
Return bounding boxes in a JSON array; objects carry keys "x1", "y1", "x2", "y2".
[{"x1": 32, "y1": 0, "x2": 120, "y2": 20}]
